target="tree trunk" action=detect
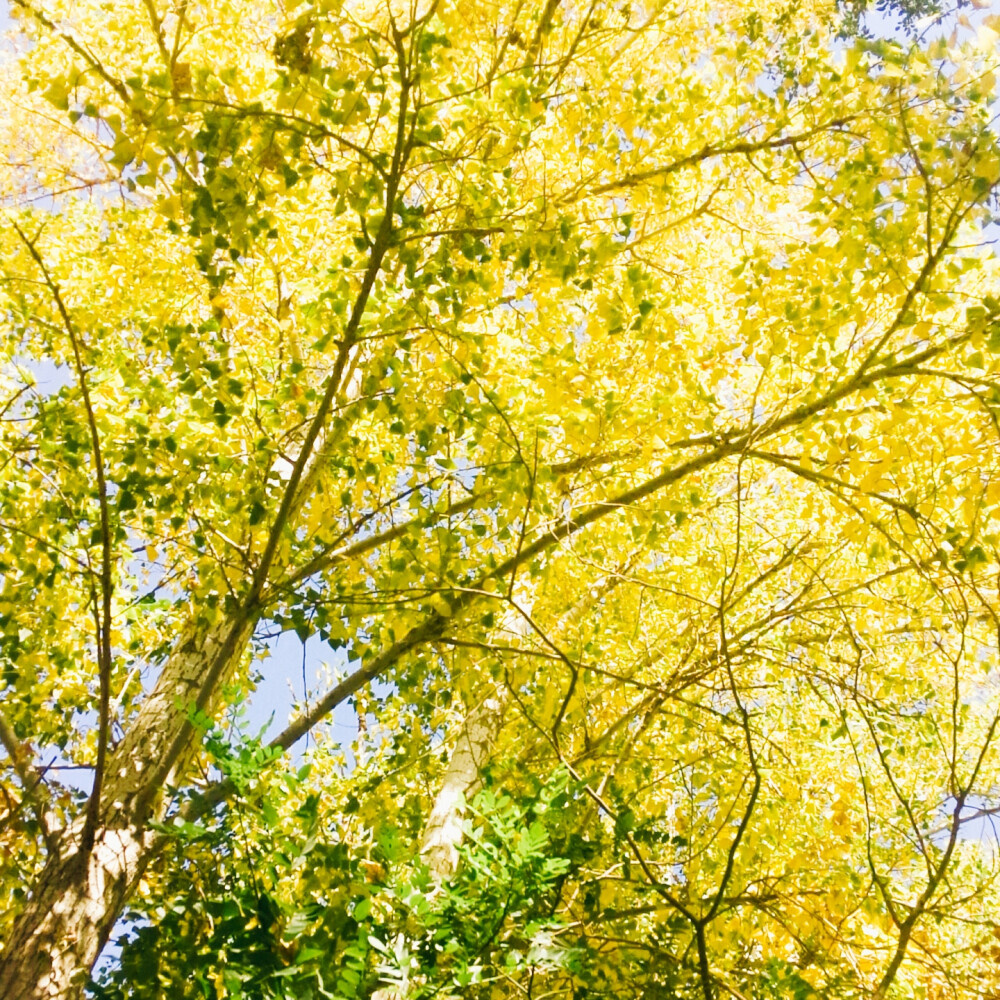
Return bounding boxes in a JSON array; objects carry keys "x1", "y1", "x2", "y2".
[
  {"x1": 420, "y1": 694, "x2": 504, "y2": 879},
  {"x1": 0, "y1": 616, "x2": 254, "y2": 999},
  {"x1": 0, "y1": 820, "x2": 152, "y2": 1000}
]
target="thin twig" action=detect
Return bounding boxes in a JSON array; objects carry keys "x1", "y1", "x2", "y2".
[{"x1": 13, "y1": 222, "x2": 114, "y2": 849}]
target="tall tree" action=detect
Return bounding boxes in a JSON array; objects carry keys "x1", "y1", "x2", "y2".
[{"x1": 1, "y1": 1, "x2": 999, "y2": 997}]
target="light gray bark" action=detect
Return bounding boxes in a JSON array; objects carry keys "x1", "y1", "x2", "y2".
[
  {"x1": 420, "y1": 694, "x2": 504, "y2": 880},
  {"x1": 0, "y1": 820, "x2": 154, "y2": 1000},
  {"x1": 371, "y1": 603, "x2": 531, "y2": 1000},
  {"x1": 420, "y1": 592, "x2": 537, "y2": 878},
  {"x1": 0, "y1": 617, "x2": 253, "y2": 999}
]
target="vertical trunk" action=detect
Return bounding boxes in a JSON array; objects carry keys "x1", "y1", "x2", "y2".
[
  {"x1": 1, "y1": 288, "x2": 367, "y2": 999},
  {"x1": 104, "y1": 617, "x2": 255, "y2": 821},
  {"x1": 0, "y1": 821, "x2": 152, "y2": 1000},
  {"x1": 370, "y1": 695, "x2": 505, "y2": 1000},
  {"x1": 420, "y1": 695, "x2": 504, "y2": 879},
  {"x1": 420, "y1": 594, "x2": 536, "y2": 880},
  {"x1": 417, "y1": 566, "x2": 631, "y2": 881},
  {"x1": 0, "y1": 616, "x2": 254, "y2": 1000},
  {"x1": 371, "y1": 607, "x2": 530, "y2": 1000}
]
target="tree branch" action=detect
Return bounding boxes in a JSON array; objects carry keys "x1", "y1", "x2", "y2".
[
  {"x1": 0, "y1": 707, "x2": 57, "y2": 851},
  {"x1": 559, "y1": 117, "x2": 855, "y2": 205},
  {"x1": 12, "y1": 222, "x2": 113, "y2": 850},
  {"x1": 137, "y1": 44, "x2": 419, "y2": 813}
]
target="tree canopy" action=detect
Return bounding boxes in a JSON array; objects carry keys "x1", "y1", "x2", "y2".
[{"x1": 1, "y1": 1, "x2": 1000, "y2": 998}]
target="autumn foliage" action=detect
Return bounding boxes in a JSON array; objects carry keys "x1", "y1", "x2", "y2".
[{"x1": 1, "y1": 1, "x2": 1000, "y2": 998}]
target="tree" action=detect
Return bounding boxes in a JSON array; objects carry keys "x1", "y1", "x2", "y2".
[{"x1": 1, "y1": 0, "x2": 1000, "y2": 997}]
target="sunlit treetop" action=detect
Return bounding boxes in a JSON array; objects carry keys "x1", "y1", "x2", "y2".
[{"x1": 0, "y1": 2, "x2": 1000, "y2": 999}]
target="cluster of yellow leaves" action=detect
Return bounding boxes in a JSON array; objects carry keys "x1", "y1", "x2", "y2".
[{"x1": 1, "y1": 0, "x2": 1000, "y2": 996}]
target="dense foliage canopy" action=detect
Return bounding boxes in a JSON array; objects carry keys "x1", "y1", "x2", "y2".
[{"x1": 1, "y1": 0, "x2": 1000, "y2": 998}]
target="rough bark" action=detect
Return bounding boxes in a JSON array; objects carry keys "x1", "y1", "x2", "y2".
[
  {"x1": 0, "y1": 335, "x2": 376, "y2": 997},
  {"x1": 0, "y1": 617, "x2": 254, "y2": 999},
  {"x1": 0, "y1": 821, "x2": 153, "y2": 1000},
  {"x1": 103, "y1": 617, "x2": 255, "y2": 822}
]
